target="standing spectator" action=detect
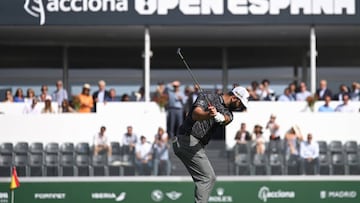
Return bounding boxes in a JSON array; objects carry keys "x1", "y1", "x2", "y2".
[
  {"x1": 234, "y1": 123, "x2": 251, "y2": 144},
  {"x1": 92, "y1": 80, "x2": 110, "y2": 112},
  {"x1": 318, "y1": 95, "x2": 335, "y2": 112},
  {"x1": 166, "y1": 80, "x2": 185, "y2": 138},
  {"x1": 13, "y1": 88, "x2": 25, "y2": 102},
  {"x1": 23, "y1": 98, "x2": 40, "y2": 114},
  {"x1": 256, "y1": 79, "x2": 275, "y2": 101},
  {"x1": 335, "y1": 93, "x2": 357, "y2": 112},
  {"x1": 152, "y1": 81, "x2": 168, "y2": 111},
  {"x1": 52, "y1": 80, "x2": 68, "y2": 106},
  {"x1": 3, "y1": 90, "x2": 13, "y2": 103},
  {"x1": 349, "y1": 82, "x2": 360, "y2": 101},
  {"x1": 93, "y1": 126, "x2": 112, "y2": 156},
  {"x1": 184, "y1": 84, "x2": 200, "y2": 116},
  {"x1": 152, "y1": 127, "x2": 171, "y2": 176},
  {"x1": 25, "y1": 88, "x2": 36, "y2": 104},
  {"x1": 277, "y1": 87, "x2": 295, "y2": 102},
  {"x1": 315, "y1": 79, "x2": 332, "y2": 100},
  {"x1": 41, "y1": 97, "x2": 55, "y2": 114},
  {"x1": 135, "y1": 136, "x2": 153, "y2": 175},
  {"x1": 296, "y1": 82, "x2": 312, "y2": 101},
  {"x1": 266, "y1": 114, "x2": 280, "y2": 141},
  {"x1": 58, "y1": 99, "x2": 75, "y2": 113},
  {"x1": 78, "y1": 83, "x2": 94, "y2": 113},
  {"x1": 251, "y1": 124, "x2": 266, "y2": 155},
  {"x1": 122, "y1": 126, "x2": 138, "y2": 153},
  {"x1": 285, "y1": 125, "x2": 303, "y2": 161},
  {"x1": 105, "y1": 88, "x2": 118, "y2": 102},
  {"x1": 300, "y1": 133, "x2": 319, "y2": 175},
  {"x1": 38, "y1": 85, "x2": 52, "y2": 102},
  {"x1": 333, "y1": 84, "x2": 349, "y2": 101}
]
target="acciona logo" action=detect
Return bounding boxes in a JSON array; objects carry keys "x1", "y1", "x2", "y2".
[
  {"x1": 24, "y1": 0, "x2": 128, "y2": 25},
  {"x1": 258, "y1": 186, "x2": 295, "y2": 203}
]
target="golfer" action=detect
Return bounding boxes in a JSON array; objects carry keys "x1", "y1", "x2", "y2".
[{"x1": 173, "y1": 86, "x2": 249, "y2": 203}]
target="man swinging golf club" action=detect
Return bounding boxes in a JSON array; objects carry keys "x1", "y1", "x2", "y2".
[{"x1": 173, "y1": 86, "x2": 249, "y2": 203}]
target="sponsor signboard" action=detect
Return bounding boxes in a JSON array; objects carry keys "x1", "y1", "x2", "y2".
[
  {"x1": 0, "y1": 0, "x2": 359, "y2": 25},
  {"x1": 0, "y1": 178, "x2": 359, "y2": 203}
]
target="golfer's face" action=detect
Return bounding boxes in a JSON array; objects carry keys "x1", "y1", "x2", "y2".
[{"x1": 229, "y1": 96, "x2": 245, "y2": 111}]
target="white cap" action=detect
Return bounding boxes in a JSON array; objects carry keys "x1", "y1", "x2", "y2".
[
  {"x1": 83, "y1": 83, "x2": 91, "y2": 89},
  {"x1": 232, "y1": 86, "x2": 249, "y2": 108}
]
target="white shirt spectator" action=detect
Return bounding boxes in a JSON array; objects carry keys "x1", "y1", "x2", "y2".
[
  {"x1": 300, "y1": 140, "x2": 319, "y2": 159},
  {"x1": 296, "y1": 91, "x2": 312, "y2": 101},
  {"x1": 93, "y1": 133, "x2": 109, "y2": 146},
  {"x1": 135, "y1": 141, "x2": 152, "y2": 160}
]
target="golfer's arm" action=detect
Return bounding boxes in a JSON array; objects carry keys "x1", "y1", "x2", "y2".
[{"x1": 192, "y1": 106, "x2": 212, "y2": 121}]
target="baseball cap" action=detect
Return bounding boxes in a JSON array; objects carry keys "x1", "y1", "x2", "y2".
[
  {"x1": 83, "y1": 83, "x2": 91, "y2": 89},
  {"x1": 232, "y1": 86, "x2": 249, "y2": 108}
]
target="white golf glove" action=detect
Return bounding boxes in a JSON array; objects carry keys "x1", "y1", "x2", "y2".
[{"x1": 214, "y1": 112, "x2": 225, "y2": 123}]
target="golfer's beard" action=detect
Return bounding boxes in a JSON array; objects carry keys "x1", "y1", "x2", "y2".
[{"x1": 228, "y1": 102, "x2": 238, "y2": 110}]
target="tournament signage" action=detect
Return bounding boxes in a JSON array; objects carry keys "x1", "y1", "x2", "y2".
[{"x1": 0, "y1": 0, "x2": 359, "y2": 25}]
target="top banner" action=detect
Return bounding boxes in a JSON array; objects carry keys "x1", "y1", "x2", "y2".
[{"x1": 0, "y1": 0, "x2": 359, "y2": 26}]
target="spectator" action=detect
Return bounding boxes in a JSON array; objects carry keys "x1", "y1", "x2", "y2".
[
  {"x1": 92, "y1": 80, "x2": 110, "y2": 112},
  {"x1": 288, "y1": 82, "x2": 297, "y2": 101},
  {"x1": 184, "y1": 84, "x2": 199, "y2": 116},
  {"x1": 122, "y1": 125, "x2": 138, "y2": 153},
  {"x1": 93, "y1": 126, "x2": 112, "y2": 156},
  {"x1": 135, "y1": 135, "x2": 153, "y2": 175},
  {"x1": 105, "y1": 88, "x2": 118, "y2": 102},
  {"x1": 335, "y1": 93, "x2": 357, "y2": 112},
  {"x1": 58, "y1": 99, "x2": 75, "y2": 113},
  {"x1": 13, "y1": 88, "x2": 25, "y2": 102},
  {"x1": 296, "y1": 82, "x2": 312, "y2": 101},
  {"x1": 285, "y1": 125, "x2": 303, "y2": 161},
  {"x1": 78, "y1": 83, "x2": 94, "y2": 113},
  {"x1": 3, "y1": 90, "x2": 13, "y2": 103},
  {"x1": 152, "y1": 127, "x2": 171, "y2": 176},
  {"x1": 135, "y1": 86, "x2": 145, "y2": 101},
  {"x1": 23, "y1": 98, "x2": 40, "y2": 114},
  {"x1": 315, "y1": 79, "x2": 332, "y2": 100},
  {"x1": 41, "y1": 97, "x2": 55, "y2": 114},
  {"x1": 277, "y1": 87, "x2": 295, "y2": 101},
  {"x1": 318, "y1": 95, "x2": 335, "y2": 112},
  {"x1": 300, "y1": 133, "x2": 319, "y2": 175},
  {"x1": 266, "y1": 114, "x2": 280, "y2": 141},
  {"x1": 256, "y1": 79, "x2": 275, "y2": 101},
  {"x1": 251, "y1": 124, "x2": 265, "y2": 155},
  {"x1": 166, "y1": 80, "x2": 185, "y2": 138},
  {"x1": 25, "y1": 88, "x2": 36, "y2": 104},
  {"x1": 121, "y1": 93, "x2": 130, "y2": 102},
  {"x1": 248, "y1": 81, "x2": 260, "y2": 101},
  {"x1": 38, "y1": 85, "x2": 52, "y2": 102},
  {"x1": 234, "y1": 122, "x2": 252, "y2": 144},
  {"x1": 349, "y1": 82, "x2": 360, "y2": 101},
  {"x1": 333, "y1": 84, "x2": 349, "y2": 101},
  {"x1": 52, "y1": 80, "x2": 68, "y2": 106},
  {"x1": 152, "y1": 81, "x2": 168, "y2": 111}
]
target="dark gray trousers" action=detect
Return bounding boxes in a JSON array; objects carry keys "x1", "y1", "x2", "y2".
[{"x1": 173, "y1": 134, "x2": 216, "y2": 203}]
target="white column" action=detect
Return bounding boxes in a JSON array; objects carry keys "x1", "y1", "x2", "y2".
[
  {"x1": 310, "y1": 26, "x2": 317, "y2": 94},
  {"x1": 144, "y1": 26, "x2": 151, "y2": 102}
]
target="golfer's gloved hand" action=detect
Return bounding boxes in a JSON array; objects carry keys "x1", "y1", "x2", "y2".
[{"x1": 214, "y1": 112, "x2": 225, "y2": 123}]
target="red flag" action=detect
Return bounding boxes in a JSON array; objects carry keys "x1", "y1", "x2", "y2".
[{"x1": 10, "y1": 167, "x2": 20, "y2": 190}]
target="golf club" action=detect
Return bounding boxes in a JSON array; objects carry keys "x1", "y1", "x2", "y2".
[{"x1": 177, "y1": 48, "x2": 212, "y2": 106}]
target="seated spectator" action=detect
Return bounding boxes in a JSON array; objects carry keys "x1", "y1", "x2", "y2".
[
  {"x1": 93, "y1": 126, "x2": 112, "y2": 156},
  {"x1": 318, "y1": 95, "x2": 334, "y2": 112},
  {"x1": 234, "y1": 123, "x2": 252, "y2": 144},
  {"x1": 25, "y1": 88, "x2": 36, "y2": 104},
  {"x1": 251, "y1": 124, "x2": 265, "y2": 155},
  {"x1": 333, "y1": 84, "x2": 349, "y2": 101},
  {"x1": 38, "y1": 85, "x2": 52, "y2": 102},
  {"x1": 41, "y1": 97, "x2": 55, "y2": 114},
  {"x1": 300, "y1": 133, "x2": 319, "y2": 175},
  {"x1": 122, "y1": 126, "x2": 138, "y2": 153},
  {"x1": 52, "y1": 80, "x2": 68, "y2": 106},
  {"x1": 23, "y1": 98, "x2": 40, "y2": 114},
  {"x1": 277, "y1": 87, "x2": 295, "y2": 102},
  {"x1": 288, "y1": 82, "x2": 297, "y2": 101},
  {"x1": 3, "y1": 90, "x2": 13, "y2": 103},
  {"x1": 248, "y1": 81, "x2": 260, "y2": 101},
  {"x1": 256, "y1": 79, "x2": 275, "y2": 101},
  {"x1": 266, "y1": 114, "x2": 280, "y2": 141},
  {"x1": 285, "y1": 125, "x2": 303, "y2": 161},
  {"x1": 58, "y1": 99, "x2": 75, "y2": 113},
  {"x1": 105, "y1": 88, "x2": 118, "y2": 102},
  {"x1": 296, "y1": 82, "x2": 311, "y2": 101},
  {"x1": 13, "y1": 88, "x2": 25, "y2": 102},
  {"x1": 121, "y1": 93, "x2": 130, "y2": 102},
  {"x1": 135, "y1": 136, "x2": 153, "y2": 175},
  {"x1": 78, "y1": 83, "x2": 94, "y2": 113},
  {"x1": 349, "y1": 82, "x2": 360, "y2": 101},
  {"x1": 335, "y1": 93, "x2": 357, "y2": 112},
  {"x1": 152, "y1": 127, "x2": 171, "y2": 176}
]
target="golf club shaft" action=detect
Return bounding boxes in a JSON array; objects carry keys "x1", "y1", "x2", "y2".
[{"x1": 177, "y1": 48, "x2": 212, "y2": 106}]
